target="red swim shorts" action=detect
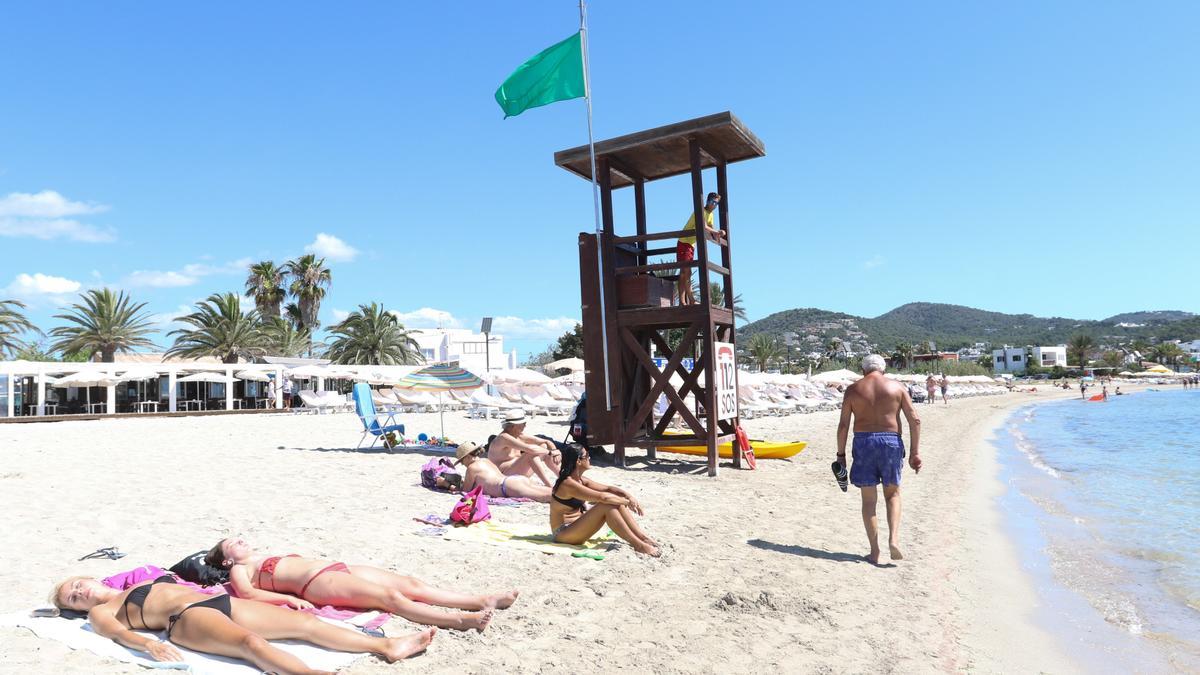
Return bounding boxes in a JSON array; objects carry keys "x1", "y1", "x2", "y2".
[{"x1": 676, "y1": 241, "x2": 694, "y2": 261}]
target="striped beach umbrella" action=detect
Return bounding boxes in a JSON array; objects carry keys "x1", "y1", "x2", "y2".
[
  {"x1": 396, "y1": 363, "x2": 484, "y2": 391},
  {"x1": 395, "y1": 363, "x2": 484, "y2": 443}
]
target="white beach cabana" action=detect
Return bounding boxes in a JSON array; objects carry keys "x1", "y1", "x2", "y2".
[
  {"x1": 542, "y1": 357, "x2": 585, "y2": 374},
  {"x1": 486, "y1": 368, "x2": 553, "y2": 384},
  {"x1": 54, "y1": 370, "x2": 122, "y2": 414},
  {"x1": 117, "y1": 366, "x2": 163, "y2": 413}
]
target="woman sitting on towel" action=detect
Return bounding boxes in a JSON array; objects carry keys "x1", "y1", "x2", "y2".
[
  {"x1": 207, "y1": 537, "x2": 517, "y2": 632},
  {"x1": 550, "y1": 444, "x2": 661, "y2": 557},
  {"x1": 455, "y1": 441, "x2": 552, "y2": 502},
  {"x1": 50, "y1": 574, "x2": 434, "y2": 671}
]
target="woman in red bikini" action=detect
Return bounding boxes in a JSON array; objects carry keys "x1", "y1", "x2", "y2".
[
  {"x1": 50, "y1": 574, "x2": 434, "y2": 672},
  {"x1": 206, "y1": 537, "x2": 518, "y2": 631}
]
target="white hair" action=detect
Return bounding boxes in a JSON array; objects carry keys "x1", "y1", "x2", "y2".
[{"x1": 861, "y1": 354, "x2": 886, "y2": 374}]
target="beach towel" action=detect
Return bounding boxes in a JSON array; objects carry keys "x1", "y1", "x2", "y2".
[
  {"x1": 0, "y1": 611, "x2": 365, "y2": 675},
  {"x1": 438, "y1": 520, "x2": 616, "y2": 556}
]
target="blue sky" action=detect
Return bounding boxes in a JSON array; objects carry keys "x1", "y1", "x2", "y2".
[{"x1": 2, "y1": 2, "x2": 1198, "y2": 359}]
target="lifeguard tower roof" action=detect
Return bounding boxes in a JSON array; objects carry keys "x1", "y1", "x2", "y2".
[{"x1": 554, "y1": 111, "x2": 765, "y2": 189}]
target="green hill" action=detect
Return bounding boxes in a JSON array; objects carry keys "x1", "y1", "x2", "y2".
[{"x1": 739, "y1": 302, "x2": 1198, "y2": 353}]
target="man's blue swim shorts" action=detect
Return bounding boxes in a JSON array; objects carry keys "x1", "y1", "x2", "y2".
[{"x1": 849, "y1": 432, "x2": 905, "y2": 487}]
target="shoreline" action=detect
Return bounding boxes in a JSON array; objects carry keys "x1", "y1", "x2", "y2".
[
  {"x1": 0, "y1": 384, "x2": 1170, "y2": 673},
  {"x1": 993, "y1": 390, "x2": 1197, "y2": 673}
]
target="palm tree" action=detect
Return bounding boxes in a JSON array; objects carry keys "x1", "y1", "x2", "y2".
[
  {"x1": 745, "y1": 333, "x2": 784, "y2": 373},
  {"x1": 892, "y1": 342, "x2": 914, "y2": 370},
  {"x1": 324, "y1": 303, "x2": 423, "y2": 366},
  {"x1": 0, "y1": 299, "x2": 39, "y2": 358},
  {"x1": 283, "y1": 302, "x2": 304, "y2": 330},
  {"x1": 824, "y1": 337, "x2": 845, "y2": 361},
  {"x1": 1067, "y1": 334, "x2": 1096, "y2": 370},
  {"x1": 49, "y1": 288, "x2": 156, "y2": 362},
  {"x1": 1150, "y1": 342, "x2": 1186, "y2": 371},
  {"x1": 261, "y1": 317, "x2": 311, "y2": 358},
  {"x1": 705, "y1": 282, "x2": 748, "y2": 322},
  {"x1": 167, "y1": 293, "x2": 267, "y2": 364},
  {"x1": 284, "y1": 254, "x2": 331, "y2": 333},
  {"x1": 244, "y1": 261, "x2": 287, "y2": 320}
]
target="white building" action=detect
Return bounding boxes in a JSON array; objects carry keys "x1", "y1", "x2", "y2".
[
  {"x1": 1179, "y1": 339, "x2": 1200, "y2": 362},
  {"x1": 411, "y1": 328, "x2": 517, "y2": 374},
  {"x1": 1030, "y1": 345, "x2": 1068, "y2": 369},
  {"x1": 993, "y1": 346, "x2": 1027, "y2": 373}
]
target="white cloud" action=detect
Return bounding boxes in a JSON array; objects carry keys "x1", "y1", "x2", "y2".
[
  {"x1": 0, "y1": 190, "x2": 107, "y2": 218},
  {"x1": 387, "y1": 307, "x2": 578, "y2": 340},
  {"x1": 0, "y1": 217, "x2": 116, "y2": 243},
  {"x1": 391, "y1": 307, "x2": 463, "y2": 329},
  {"x1": 123, "y1": 270, "x2": 198, "y2": 288},
  {"x1": 862, "y1": 255, "x2": 885, "y2": 270},
  {"x1": 304, "y1": 233, "x2": 359, "y2": 262},
  {"x1": 491, "y1": 316, "x2": 579, "y2": 340},
  {"x1": 148, "y1": 304, "x2": 197, "y2": 331},
  {"x1": 4, "y1": 272, "x2": 83, "y2": 296},
  {"x1": 330, "y1": 308, "x2": 351, "y2": 322},
  {"x1": 0, "y1": 191, "x2": 115, "y2": 243},
  {"x1": 121, "y1": 257, "x2": 253, "y2": 288}
]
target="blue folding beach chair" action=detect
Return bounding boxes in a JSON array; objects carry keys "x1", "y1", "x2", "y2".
[{"x1": 352, "y1": 383, "x2": 406, "y2": 449}]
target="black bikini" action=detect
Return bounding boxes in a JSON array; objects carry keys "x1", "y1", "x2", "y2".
[
  {"x1": 120, "y1": 575, "x2": 233, "y2": 637},
  {"x1": 552, "y1": 492, "x2": 587, "y2": 512}
]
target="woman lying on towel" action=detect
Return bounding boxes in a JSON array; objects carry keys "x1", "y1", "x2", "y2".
[
  {"x1": 50, "y1": 574, "x2": 433, "y2": 672},
  {"x1": 550, "y1": 444, "x2": 661, "y2": 557},
  {"x1": 455, "y1": 441, "x2": 552, "y2": 502},
  {"x1": 207, "y1": 537, "x2": 517, "y2": 632}
]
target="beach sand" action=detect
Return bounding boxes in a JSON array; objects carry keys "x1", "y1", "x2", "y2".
[{"x1": 0, "y1": 386, "x2": 1100, "y2": 673}]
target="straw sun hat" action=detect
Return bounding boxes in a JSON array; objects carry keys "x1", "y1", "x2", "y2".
[{"x1": 454, "y1": 441, "x2": 482, "y2": 465}]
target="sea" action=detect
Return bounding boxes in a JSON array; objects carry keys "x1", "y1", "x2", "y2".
[{"x1": 998, "y1": 387, "x2": 1200, "y2": 672}]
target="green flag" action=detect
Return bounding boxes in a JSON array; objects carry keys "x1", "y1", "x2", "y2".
[{"x1": 494, "y1": 31, "x2": 585, "y2": 119}]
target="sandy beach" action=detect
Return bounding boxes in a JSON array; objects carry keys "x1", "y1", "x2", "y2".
[{"x1": 0, "y1": 386, "x2": 1106, "y2": 673}]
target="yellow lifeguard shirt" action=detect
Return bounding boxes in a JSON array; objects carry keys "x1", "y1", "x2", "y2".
[{"x1": 678, "y1": 209, "x2": 714, "y2": 246}]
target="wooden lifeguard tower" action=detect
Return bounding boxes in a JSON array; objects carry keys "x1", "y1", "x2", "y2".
[{"x1": 554, "y1": 112, "x2": 766, "y2": 476}]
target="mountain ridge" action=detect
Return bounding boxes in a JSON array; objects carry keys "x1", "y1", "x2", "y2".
[{"x1": 739, "y1": 302, "x2": 1198, "y2": 352}]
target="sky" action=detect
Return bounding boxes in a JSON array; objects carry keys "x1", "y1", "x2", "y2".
[{"x1": 2, "y1": 2, "x2": 1198, "y2": 360}]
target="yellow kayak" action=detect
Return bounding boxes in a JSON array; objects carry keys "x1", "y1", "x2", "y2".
[{"x1": 657, "y1": 438, "x2": 807, "y2": 459}]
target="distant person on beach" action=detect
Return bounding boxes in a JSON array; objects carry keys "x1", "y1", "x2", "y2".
[
  {"x1": 676, "y1": 191, "x2": 724, "y2": 305},
  {"x1": 1102, "y1": 385, "x2": 1109, "y2": 401},
  {"x1": 207, "y1": 537, "x2": 517, "y2": 631},
  {"x1": 487, "y1": 411, "x2": 561, "y2": 486},
  {"x1": 1080, "y1": 380, "x2": 1088, "y2": 400},
  {"x1": 50, "y1": 574, "x2": 434, "y2": 670},
  {"x1": 925, "y1": 375, "x2": 937, "y2": 404},
  {"x1": 456, "y1": 441, "x2": 552, "y2": 502},
  {"x1": 939, "y1": 375, "x2": 949, "y2": 405},
  {"x1": 837, "y1": 354, "x2": 922, "y2": 564},
  {"x1": 550, "y1": 444, "x2": 660, "y2": 557}
]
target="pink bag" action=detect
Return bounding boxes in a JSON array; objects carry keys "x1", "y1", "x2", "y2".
[{"x1": 450, "y1": 485, "x2": 491, "y2": 525}]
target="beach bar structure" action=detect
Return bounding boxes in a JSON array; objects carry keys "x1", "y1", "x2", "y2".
[{"x1": 555, "y1": 112, "x2": 765, "y2": 476}]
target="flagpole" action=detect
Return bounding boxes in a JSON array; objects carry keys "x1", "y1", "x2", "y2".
[{"x1": 579, "y1": 0, "x2": 612, "y2": 411}]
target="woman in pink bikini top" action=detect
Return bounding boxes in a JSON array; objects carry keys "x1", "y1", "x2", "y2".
[{"x1": 207, "y1": 536, "x2": 519, "y2": 632}]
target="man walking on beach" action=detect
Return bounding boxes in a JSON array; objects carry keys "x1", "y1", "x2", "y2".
[{"x1": 837, "y1": 355, "x2": 922, "y2": 564}]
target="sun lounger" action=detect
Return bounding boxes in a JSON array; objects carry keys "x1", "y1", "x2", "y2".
[
  {"x1": 296, "y1": 390, "x2": 334, "y2": 414},
  {"x1": 391, "y1": 388, "x2": 438, "y2": 412},
  {"x1": 352, "y1": 383, "x2": 406, "y2": 449},
  {"x1": 523, "y1": 393, "x2": 573, "y2": 416}
]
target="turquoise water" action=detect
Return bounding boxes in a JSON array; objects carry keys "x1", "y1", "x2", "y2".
[{"x1": 999, "y1": 388, "x2": 1200, "y2": 672}]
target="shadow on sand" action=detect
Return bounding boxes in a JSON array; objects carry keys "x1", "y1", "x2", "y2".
[
  {"x1": 747, "y1": 538, "x2": 896, "y2": 567},
  {"x1": 282, "y1": 444, "x2": 457, "y2": 458}
]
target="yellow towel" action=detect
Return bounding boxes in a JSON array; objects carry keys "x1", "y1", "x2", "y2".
[{"x1": 440, "y1": 520, "x2": 614, "y2": 555}]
